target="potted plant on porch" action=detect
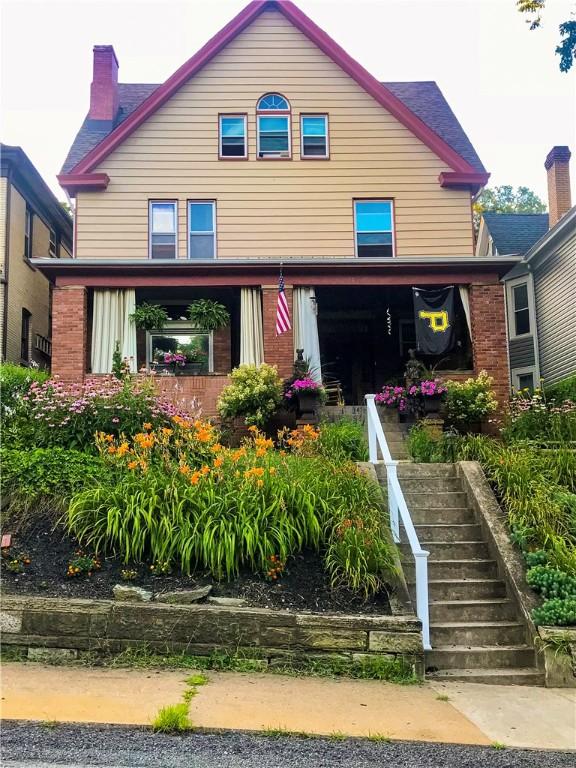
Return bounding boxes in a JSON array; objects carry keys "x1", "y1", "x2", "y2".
[
  {"x1": 129, "y1": 302, "x2": 170, "y2": 331},
  {"x1": 284, "y1": 377, "x2": 326, "y2": 419},
  {"x1": 187, "y1": 299, "x2": 230, "y2": 332},
  {"x1": 408, "y1": 379, "x2": 448, "y2": 416},
  {"x1": 153, "y1": 349, "x2": 187, "y2": 375}
]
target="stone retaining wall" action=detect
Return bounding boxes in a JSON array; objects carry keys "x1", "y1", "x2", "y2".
[{"x1": 0, "y1": 596, "x2": 423, "y2": 676}]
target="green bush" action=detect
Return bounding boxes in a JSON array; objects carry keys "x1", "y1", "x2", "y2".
[
  {"x1": 0, "y1": 363, "x2": 48, "y2": 416},
  {"x1": 503, "y1": 388, "x2": 576, "y2": 444},
  {"x1": 526, "y1": 566, "x2": 576, "y2": 600},
  {"x1": 217, "y1": 363, "x2": 283, "y2": 427},
  {"x1": 546, "y1": 374, "x2": 576, "y2": 404},
  {"x1": 406, "y1": 424, "x2": 447, "y2": 463},
  {"x1": 317, "y1": 419, "x2": 368, "y2": 462},
  {"x1": 532, "y1": 598, "x2": 576, "y2": 627},
  {"x1": 444, "y1": 371, "x2": 498, "y2": 431}
]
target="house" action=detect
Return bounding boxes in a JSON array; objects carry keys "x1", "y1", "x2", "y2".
[
  {"x1": 477, "y1": 146, "x2": 575, "y2": 391},
  {"x1": 1, "y1": 145, "x2": 73, "y2": 367},
  {"x1": 33, "y1": 0, "x2": 520, "y2": 414}
]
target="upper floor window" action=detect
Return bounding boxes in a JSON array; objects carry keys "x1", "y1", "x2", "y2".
[
  {"x1": 149, "y1": 201, "x2": 177, "y2": 259},
  {"x1": 354, "y1": 200, "x2": 394, "y2": 258},
  {"x1": 257, "y1": 93, "x2": 291, "y2": 158},
  {"x1": 188, "y1": 201, "x2": 216, "y2": 259},
  {"x1": 301, "y1": 115, "x2": 329, "y2": 158},
  {"x1": 24, "y1": 206, "x2": 32, "y2": 259},
  {"x1": 49, "y1": 229, "x2": 57, "y2": 258},
  {"x1": 219, "y1": 115, "x2": 247, "y2": 158},
  {"x1": 508, "y1": 280, "x2": 532, "y2": 338}
]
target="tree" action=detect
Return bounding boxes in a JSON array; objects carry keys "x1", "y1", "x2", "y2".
[
  {"x1": 517, "y1": 1, "x2": 576, "y2": 72},
  {"x1": 473, "y1": 185, "x2": 547, "y2": 231}
]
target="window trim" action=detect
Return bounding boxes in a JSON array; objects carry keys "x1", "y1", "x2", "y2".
[
  {"x1": 187, "y1": 200, "x2": 217, "y2": 260},
  {"x1": 146, "y1": 324, "x2": 214, "y2": 373},
  {"x1": 512, "y1": 366, "x2": 537, "y2": 393},
  {"x1": 256, "y1": 93, "x2": 292, "y2": 160},
  {"x1": 21, "y1": 308, "x2": 31, "y2": 363},
  {"x1": 353, "y1": 198, "x2": 396, "y2": 258},
  {"x1": 300, "y1": 113, "x2": 329, "y2": 160},
  {"x1": 49, "y1": 228, "x2": 58, "y2": 258},
  {"x1": 148, "y1": 200, "x2": 178, "y2": 260},
  {"x1": 506, "y1": 275, "x2": 535, "y2": 341},
  {"x1": 24, "y1": 206, "x2": 33, "y2": 260},
  {"x1": 218, "y1": 113, "x2": 248, "y2": 160}
]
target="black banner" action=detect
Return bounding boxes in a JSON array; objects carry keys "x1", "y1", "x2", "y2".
[{"x1": 412, "y1": 286, "x2": 455, "y2": 355}]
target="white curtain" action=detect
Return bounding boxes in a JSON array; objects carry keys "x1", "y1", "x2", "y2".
[
  {"x1": 458, "y1": 285, "x2": 472, "y2": 339},
  {"x1": 293, "y1": 287, "x2": 322, "y2": 383},
  {"x1": 240, "y1": 287, "x2": 264, "y2": 366},
  {"x1": 91, "y1": 289, "x2": 137, "y2": 374}
]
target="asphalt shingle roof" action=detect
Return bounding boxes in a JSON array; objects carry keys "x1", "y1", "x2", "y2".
[
  {"x1": 483, "y1": 213, "x2": 550, "y2": 256},
  {"x1": 61, "y1": 81, "x2": 485, "y2": 173}
]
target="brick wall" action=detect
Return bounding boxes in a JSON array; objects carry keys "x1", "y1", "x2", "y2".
[
  {"x1": 469, "y1": 282, "x2": 509, "y2": 409},
  {"x1": 156, "y1": 374, "x2": 231, "y2": 419},
  {"x1": 545, "y1": 146, "x2": 572, "y2": 227},
  {"x1": 51, "y1": 286, "x2": 87, "y2": 381},
  {"x1": 262, "y1": 285, "x2": 294, "y2": 379},
  {"x1": 213, "y1": 326, "x2": 232, "y2": 373}
]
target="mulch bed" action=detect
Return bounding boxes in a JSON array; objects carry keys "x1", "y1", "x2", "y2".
[{"x1": 1, "y1": 522, "x2": 391, "y2": 615}]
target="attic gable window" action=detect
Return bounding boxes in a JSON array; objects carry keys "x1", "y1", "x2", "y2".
[
  {"x1": 354, "y1": 200, "x2": 395, "y2": 258},
  {"x1": 301, "y1": 115, "x2": 329, "y2": 158},
  {"x1": 149, "y1": 201, "x2": 177, "y2": 259},
  {"x1": 219, "y1": 115, "x2": 247, "y2": 158},
  {"x1": 257, "y1": 93, "x2": 291, "y2": 159}
]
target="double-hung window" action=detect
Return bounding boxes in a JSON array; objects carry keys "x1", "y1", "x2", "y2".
[
  {"x1": 219, "y1": 115, "x2": 247, "y2": 158},
  {"x1": 354, "y1": 200, "x2": 394, "y2": 258},
  {"x1": 188, "y1": 201, "x2": 216, "y2": 259},
  {"x1": 24, "y1": 206, "x2": 32, "y2": 259},
  {"x1": 49, "y1": 229, "x2": 57, "y2": 258},
  {"x1": 257, "y1": 94, "x2": 291, "y2": 158},
  {"x1": 149, "y1": 201, "x2": 177, "y2": 259},
  {"x1": 301, "y1": 115, "x2": 328, "y2": 158},
  {"x1": 511, "y1": 282, "x2": 531, "y2": 336}
]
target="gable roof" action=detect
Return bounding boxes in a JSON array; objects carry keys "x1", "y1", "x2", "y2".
[
  {"x1": 483, "y1": 213, "x2": 549, "y2": 256},
  {"x1": 59, "y1": 0, "x2": 488, "y2": 190}
]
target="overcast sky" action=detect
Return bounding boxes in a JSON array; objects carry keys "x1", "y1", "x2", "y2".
[{"x1": 1, "y1": 0, "x2": 575, "y2": 203}]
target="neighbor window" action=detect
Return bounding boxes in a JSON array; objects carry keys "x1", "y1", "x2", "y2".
[
  {"x1": 219, "y1": 115, "x2": 247, "y2": 158},
  {"x1": 21, "y1": 309, "x2": 31, "y2": 362},
  {"x1": 149, "y1": 201, "x2": 177, "y2": 259},
  {"x1": 148, "y1": 330, "x2": 212, "y2": 374},
  {"x1": 354, "y1": 200, "x2": 394, "y2": 258},
  {"x1": 188, "y1": 201, "x2": 216, "y2": 259},
  {"x1": 24, "y1": 207, "x2": 32, "y2": 259},
  {"x1": 301, "y1": 115, "x2": 328, "y2": 158},
  {"x1": 49, "y1": 229, "x2": 57, "y2": 258},
  {"x1": 257, "y1": 93, "x2": 291, "y2": 158},
  {"x1": 512, "y1": 282, "x2": 531, "y2": 336}
]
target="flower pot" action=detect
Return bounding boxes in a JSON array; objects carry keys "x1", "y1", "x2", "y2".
[
  {"x1": 423, "y1": 395, "x2": 444, "y2": 414},
  {"x1": 297, "y1": 391, "x2": 320, "y2": 416}
]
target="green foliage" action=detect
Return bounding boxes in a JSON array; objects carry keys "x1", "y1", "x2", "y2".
[
  {"x1": 546, "y1": 374, "x2": 576, "y2": 404},
  {"x1": 0, "y1": 363, "x2": 48, "y2": 416},
  {"x1": 526, "y1": 566, "x2": 576, "y2": 600},
  {"x1": 406, "y1": 425, "x2": 446, "y2": 463},
  {"x1": 517, "y1": 1, "x2": 576, "y2": 73},
  {"x1": 532, "y1": 598, "x2": 576, "y2": 627},
  {"x1": 444, "y1": 371, "x2": 498, "y2": 430},
  {"x1": 187, "y1": 299, "x2": 230, "y2": 331},
  {"x1": 129, "y1": 302, "x2": 169, "y2": 330},
  {"x1": 151, "y1": 703, "x2": 191, "y2": 733},
  {"x1": 524, "y1": 550, "x2": 549, "y2": 567},
  {"x1": 473, "y1": 184, "x2": 546, "y2": 230},
  {"x1": 217, "y1": 363, "x2": 283, "y2": 426},
  {"x1": 316, "y1": 419, "x2": 368, "y2": 462},
  {"x1": 503, "y1": 388, "x2": 576, "y2": 445}
]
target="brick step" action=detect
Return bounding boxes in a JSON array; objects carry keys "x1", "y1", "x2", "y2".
[
  {"x1": 404, "y1": 491, "x2": 468, "y2": 509},
  {"x1": 426, "y1": 579, "x2": 507, "y2": 601},
  {"x1": 428, "y1": 668, "x2": 545, "y2": 686},
  {"x1": 418, "y1": 541, "x2": 489, "y2": 559},
  {"x1": 414, "y1": 524, "x2": 482, "y2": 542},
  {"x1": 429, "y1": 598, "x2": 517, "y2": 623},
  {"x1": 404, "y1": 559, "x2": 498, "y2": 580},
  {"x1": 396, "y1": 463, "x2": 457, "y2": 479},
  {"x1": 410, "y1": 507, "x2": 475, "y2": 525},
  {"x1": 426, "y1": 645, "x2": 537, "y2": 670},
  {"x1": 399, "y1": 478, "x2": 463, "y2": 493},
  {"x1": 430, "y1": 621, "x2": 527, "y2": 647}
]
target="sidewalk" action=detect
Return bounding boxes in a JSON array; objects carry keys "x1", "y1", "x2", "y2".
[{"x1": 1, "y1": 663, "x2": 574, "y2": 750}]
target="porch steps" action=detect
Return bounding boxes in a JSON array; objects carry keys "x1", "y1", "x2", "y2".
[
  {"x1": 376, "y1": 462, "x2": 543, "y2": 686},
  {"x1": 319, "y1": 404, "x2": 409, "y2": 459}
]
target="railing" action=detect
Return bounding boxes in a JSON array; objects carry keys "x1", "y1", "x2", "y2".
[
  {"x1": 34, "y1": 333, "x2": 52, "y2": 357},
  {"x1": 365, "y1": 394, "x2": 431, "y2": 650}
]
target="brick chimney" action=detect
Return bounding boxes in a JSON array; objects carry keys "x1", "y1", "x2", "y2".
[
  {"x1": 89, "y1": 45, "x2": 119, "y2": 121},
  {"x1": 545, "y1": 146, "x2": 572, "y2": 227}
]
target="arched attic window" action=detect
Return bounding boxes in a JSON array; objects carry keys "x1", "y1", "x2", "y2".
[{"x1": 256, "y1": 93, "x2": 291, "y2": 159}]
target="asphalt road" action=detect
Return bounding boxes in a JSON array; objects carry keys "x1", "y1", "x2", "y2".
[{"x1": 1, "y1": 723, "x2": 574, "y2": 768}]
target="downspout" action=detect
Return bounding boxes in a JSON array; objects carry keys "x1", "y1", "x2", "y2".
[{"x1": 2, "y1": 168, "x2": 12, "y2": 361}]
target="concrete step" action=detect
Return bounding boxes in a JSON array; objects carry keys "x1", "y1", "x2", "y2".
[
  {"x1": 414, "y1": 524, "x2": 482, "y2": 542},
  {"x1": 428, "y1": 668, "x2": 545, "y2": 686},
  {"x1": 399, "y1": 477, "x2": 463, "y2": 494},
  {"x1": 405, "y1": 559, "x2": 499, "y2": 580},
  {"x1": 426, "y1": 579, "x2": 507, "y2": 601},
  {"x1": 429, "y1": 598, "x2": 517, "y2": 623},
  {"x1": 405, "y1": 491, "x2": 468, "y2": 509},
  {"x1": 426, "y1": 645, "x2": 536, "y2": 670},
  {"x1": 397, "y1": 463, "x2": 457, "y2": 479},
  {"x1": 420, "y1": 541, "x2": 489, "y2": 560},
  {"x1": 410, "y1": 507, "x2": 475, "y2": 525},
  {"x1": 390, "y1": 447, "x2": 409, "y2": 460},
  {"x1": 430, "y1": 621, "x2": 527, "y2": 647}
]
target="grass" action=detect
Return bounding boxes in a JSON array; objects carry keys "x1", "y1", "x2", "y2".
[
  {"x1": 366, "y1": 732, "x2": 391, "y2": 743},
  {"x1": 329, "y1": 731, "x2": 347, "y2": 741},
  {"x1": 435, "y1": 693, "x2": 450, "y2": 701},
  {"x1": 151, "y1": 703, "x2": 191, "y2": 733},
  {"x1": 41, "y1": 720, "x2": 59, "y2": 729},
  {"x1": 491, "y1": 741, "x2": 507, "y2": 750}
]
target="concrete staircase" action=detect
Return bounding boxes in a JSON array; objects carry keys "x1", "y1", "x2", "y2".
[
  {"x1": 378, "y1": 462, "x2": 544, "y2": 685},
  {"x1": 376, "y1": 408, "x2": 409, "y2": 460}
]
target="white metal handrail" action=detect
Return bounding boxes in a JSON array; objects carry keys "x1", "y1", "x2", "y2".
[{"x1": 365, "y1": 394, "x2": 431, "y2": 649}]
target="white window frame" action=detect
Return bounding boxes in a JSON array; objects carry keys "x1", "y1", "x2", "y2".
[
  {"x1": 506, "y1": 275, "x2": 535, "y2": 341},
  {"x1": 219, "y1": 114, "x2": 247, "y2": 159},
  {"x1": 149, "y1": 200, "x2": 178, "y2": 260},
  {"x1": 24, "y1": 207, "x2": 32, "y2": 259},
  {"x1": 187, "y1": 201, "x2": 216, "y2": 260},
  {"x1": 512, "y1": 366, "x2": 537, "y2": 392},
  {"x1": 300, "y1": 114, "x2": 329, "y2": 159},
  {"x1": 257, "y1": 114, "x2": 291, "y2": 159},
  {"x1": 353, "y1": 199, "x2": 395, "y2": 258},
  {"x1": 146, "y1": 324, "x2": 214, "y2": 373}
]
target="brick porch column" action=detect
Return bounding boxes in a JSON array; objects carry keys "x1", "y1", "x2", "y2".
[
  {"x1": 262, "y1": 285, "x2": 294, "y2": 379},
  {"x1": 469, "y1": 282, "x2": 510, "y2": 408},
  {"x1": 51, "y1": 285, "x2": 88, "y2": 381}
]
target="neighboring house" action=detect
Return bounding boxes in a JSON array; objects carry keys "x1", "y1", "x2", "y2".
[
  {"x1": 33, "y1": 0, "x2": 521, "y2": 413},
  {"x1": 0, "y1": 145, "x2": 73, "y2": 367},
  {"x1": 478, "y1": 146, "x2": 575, "y2": 390}
]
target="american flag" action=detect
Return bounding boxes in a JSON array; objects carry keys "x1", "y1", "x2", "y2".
[{"x1": 276, "y1": 274, "x2": 291, "y2": 335}]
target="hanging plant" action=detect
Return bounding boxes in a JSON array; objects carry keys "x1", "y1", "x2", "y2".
[
  {"x1": 187, "y1": 299, "x2": 230, "y2": 331},
  {"x1": 129, "y1": 303, "x2": 170, "y2": 331}
]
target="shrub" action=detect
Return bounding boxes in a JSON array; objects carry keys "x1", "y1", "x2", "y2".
[
  {"x1": 444, "y1": 371, "x2": 498, "y2": 430},
  {"x1": 217, "y1": 364, "x2": 283, "y2": 427},
  {"x1": 406, "y1": 424, "x2": 447, "y2": 463},
  {"x1": 0, "y1": 363, "x2": 48, "y2": 416},
  {"x1": 503, "y1": 388, "x2": 576, "y2": 444},
  {"x1": 316, "y1": 420, "x2": 368, "y2": 462},
  {"x1": 546, "y1": 374, "x2": 576, "y2": 404},
  {"x1": 532, "y1": 598, "x2": 576, "y2": 627},
  {"x1": 526, "y1": 566, "x2": 576, "y2": 600}
]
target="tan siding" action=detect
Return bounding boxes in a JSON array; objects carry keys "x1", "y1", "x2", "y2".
[
  {"x1": 77, "y1": 9, "x2": 474, "y2": 260},
  {"x1": 0, "y1": 177, "x2": 7, "y2": 350}
]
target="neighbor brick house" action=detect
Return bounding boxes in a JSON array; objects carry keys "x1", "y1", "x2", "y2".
[
  {"x1": 1, "y1": 145, "x2": 73, "y2": 367},
  {"x1": 34, "y1": 0, "x2": 519, "y2": 414}
]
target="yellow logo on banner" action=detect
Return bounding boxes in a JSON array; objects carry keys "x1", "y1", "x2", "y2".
[{"x1": 418, "y1": 310, "x2": 450, "y2": 333}]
